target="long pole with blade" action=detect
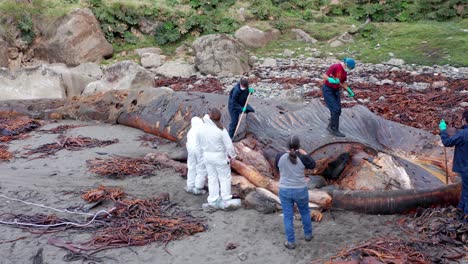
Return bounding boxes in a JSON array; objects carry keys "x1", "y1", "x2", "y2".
[{"x1": 233, "y1": 92, "x2": 252, "y2": 139}]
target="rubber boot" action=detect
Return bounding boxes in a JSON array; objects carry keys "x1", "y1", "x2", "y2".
[
  {"x1": 333, "y1": 123, "x2": 346, "y2": 137},
  {"x1": 329, "y1": 117, "x2": 345, "y2": 137}
]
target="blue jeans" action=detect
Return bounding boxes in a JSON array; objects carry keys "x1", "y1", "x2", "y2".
[
  {"x1": 279, "y1": 187, "x2": 312, "y2": 243},
  {"x1": 459, "y1": 172, "x2": 468, "y2": 217},
  {"x1": 322, "y1": 84, "x2": 341, "y2": 130}
]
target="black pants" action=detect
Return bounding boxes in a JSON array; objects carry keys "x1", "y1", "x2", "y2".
[
  {"x1": 228, "y1": 109, "x2": 240, "y2": 138},
  {"x1": 322, "y1": 84, "x2": 342, "y2": 130}
]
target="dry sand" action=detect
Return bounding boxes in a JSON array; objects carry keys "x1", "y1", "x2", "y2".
[{"x1": 0, "y1": 121, "x2": 404, "y2": 264}]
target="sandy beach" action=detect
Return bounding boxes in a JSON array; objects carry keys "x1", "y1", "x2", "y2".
[{"x1": 0, "y1": 120, "x2": 408, "y2": 264}]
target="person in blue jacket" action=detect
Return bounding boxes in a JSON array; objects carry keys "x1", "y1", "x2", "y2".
[
  {"x1": 439, "y1": 110, "x2": 468, "y2": 222},
  {"x1": 228, "y1": 78, "x2": 255, "y2": 139}
]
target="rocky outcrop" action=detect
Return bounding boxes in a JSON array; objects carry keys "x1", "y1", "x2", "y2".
[
  {"x1": 234, "y1": 26, "x2": 280, "y2": 48},
  {"x1": 192, "y1": 34, "x2": 251, "y2": 76},
  {"x1": 34, "y1": 8, "x2": 113, "y2": 66},
  {"x1": 154, "y1": 60, "x2": 196, "y2": 77},
  {"x1": 83, "y1": 61, "x2": 154, "y2": 94}
]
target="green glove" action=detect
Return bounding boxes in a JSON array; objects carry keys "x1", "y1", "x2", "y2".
[
  {"x1": 328, "y1": 77, "x2": 340, "y2": 84},
  {"x1": 242, "y1": 106, "x2": 247, "y2": 113},
  {"x1": 439, "y1": 119, "x2": 447, "y2": 130},
  {"x1": 248, "y1": 87, "x2": 255, "y2": 93},
  {"x1": 346, "y1": 87, "x2": 355, "y2": 98}
]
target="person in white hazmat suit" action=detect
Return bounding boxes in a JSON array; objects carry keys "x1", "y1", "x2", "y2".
[
  {"x1": 198, "y1": 108, "x2": 240, "y2": 210},
  {"x1": 185, "y1": 116, "x2": 208, "y2": 195}
]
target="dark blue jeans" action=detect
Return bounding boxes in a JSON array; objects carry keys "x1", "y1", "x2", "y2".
[
  {"x1": 322, "y1": 84, "x2": 341, "y2": 129},
  {"x1": 228, "y1": 109, "x2": 240, "y2": 138},
  {"x1": 459, "y1": 172, "x2": 468, "y2": 218},
  {"x1": 279, "y1": 187, "x2": 312, "y2": 243}
]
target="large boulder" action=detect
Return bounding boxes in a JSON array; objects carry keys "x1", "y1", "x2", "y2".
[
  {"x1": 192, "y1": 34, "x2": 251, "y2": 76},
  {"x1": 0, "y1": 64, "x2": 96, "y2": 100},
  {"x1": 154, "y1": 59, "x2": 196, "y2": 77},
  {"x1": 83, "y1": 61, "x2": 154, "y2": 95},
  {"x1": 234, "y1": 26, "x2": 280, "y2": 48},
  {"x1": 34, "y1": 8, "x2": 113, "y2": 66}
]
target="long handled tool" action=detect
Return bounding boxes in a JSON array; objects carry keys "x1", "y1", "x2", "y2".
[
  {"x1": 443, "y1": 146, "x2": 449, "y2": 184},
  {"x1": 233, "y1": 92, "x2": 252, "y2": 139}
]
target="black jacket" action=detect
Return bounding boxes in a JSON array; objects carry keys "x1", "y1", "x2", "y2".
[{"x1": 228, "y1": 83, "x2": 254, "y2": 113}]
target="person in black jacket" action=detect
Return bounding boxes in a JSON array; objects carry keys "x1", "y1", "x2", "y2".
[{"x1": 228, "y1": 78, "x2": 255, "y2": 139}]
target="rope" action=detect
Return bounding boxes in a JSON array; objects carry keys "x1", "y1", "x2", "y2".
[
  {"x1": 0, "y1": 194, "x2": 94, "y2": 216},
  {"x1": 0, "y1": 209, "x2": 114, "y2": 228}
]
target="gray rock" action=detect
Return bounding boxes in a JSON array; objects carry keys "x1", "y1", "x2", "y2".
[
  {"x1": 291, "y1": 29, "x2": 317, "y2": 44},
  {"x1": 460, "y1": 102, "x2": 468, "y2": 107},
  {"x1": 386, "y1": 58, "x2": 405, "y2": 66},
  {"x1": 410, "y1": 71, "x2": 418, "y2": 76},
  {"x1": 234, "y1": 26, "x2": 279, "y2": 48},
  {"x1": 261, "y1": 58, "x2": 277, "y2": 67},
  {"x1": 329, "y1": 40, "x2": 344, "y2": 47},
  {"x1": 431, "y1": 81, "x2": 447, "y2": 89},
  {"x1": 409, "y1": 82, "x2": 431, "y2": 91},
  {"x1": 34, "y1": 8, "x2": 113, "y2": 66},
  {"x1": 155, "y1": 60, "x2": 196, "y2": 77},
  {"x1": 135, "y1": 47, "x2": 162, "y2": 57},
  {"x1": 192, "y1": 34, "x2": 250, "y2": 76},
  {"x1": 378, "y1": 96, "x2": 385, "y2": 102},
  {"x1": 369, "y1": 76, "x2": 379, "y2": 84},
  {"x1": 83, "y1": 61, "x2": 153, "y2": 94},
  {"x1": 141, "y1": 53, "x2": 164, "y2": 68}
]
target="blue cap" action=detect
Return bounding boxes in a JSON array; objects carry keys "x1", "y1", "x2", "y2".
[{"x1": 344, "y1": 58, "x2": 356, "y2": 69}]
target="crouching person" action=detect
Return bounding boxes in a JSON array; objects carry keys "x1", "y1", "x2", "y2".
[
  {"x1": 276, "y1": 135, "x2": 316, "y2": 249},
  {"x1": 185, "y1": 116, "x2": 207, "y2": 195},
  {"x1": 199, "y1": 108, "x2": 240, "y2": 211}
]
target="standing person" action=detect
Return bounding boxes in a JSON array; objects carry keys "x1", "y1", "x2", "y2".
[
  {"x1": 322, "y1": 58, "x2": 356, "y2": 137},
  {"x1": 276, "y1": 135, "x2": 316, "y2": 249},
  {"x1": 439, "y1": 110, "x2": 468, "y2": 222},
  {"x1": 185, "y1": 116, "x2": 207, "y2": 195},
  {"x1": 228, "y1": 77, "x2": 255, "y2": 139},
  {"x1": 199, "y1": 108, "x2": 237, "y2": 210}
]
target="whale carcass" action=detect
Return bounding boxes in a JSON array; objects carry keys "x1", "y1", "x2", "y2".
[{"x1": 0, "y1": 88, "x2": 461, "y2": 214}]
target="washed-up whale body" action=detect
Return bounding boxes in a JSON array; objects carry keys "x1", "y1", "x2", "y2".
[{"x1": 0, "y1": 88, "x2": 460, "y2": 214}]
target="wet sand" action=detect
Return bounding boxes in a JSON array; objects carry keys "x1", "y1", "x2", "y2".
[{"x1": 0, "y1": 121, "x2": 404, "y2": 264}]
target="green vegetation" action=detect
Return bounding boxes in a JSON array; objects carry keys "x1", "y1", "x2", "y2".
[{"x1": 0, "y1": 0, "x2": 466, "y2": 66}]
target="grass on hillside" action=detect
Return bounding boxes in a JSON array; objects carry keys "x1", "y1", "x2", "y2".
[{"x1": 254, "y1": 20, "x2": 468, "y2": 67}]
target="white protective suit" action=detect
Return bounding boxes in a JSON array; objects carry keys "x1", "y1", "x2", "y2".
[
  {"x1": 198, "y1": 114, "x2": 237, "y2": 204},
  {"x1": 186, "y1": 117, "x2": 207, "y2": 190}
]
